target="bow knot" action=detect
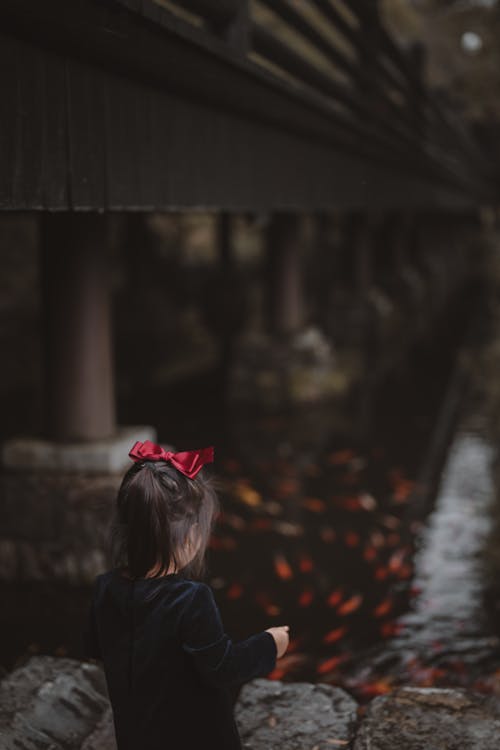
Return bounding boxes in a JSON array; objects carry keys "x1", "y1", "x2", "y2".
[{"x1": 128, "y1": 440, "x2": 214, "y2": 479}]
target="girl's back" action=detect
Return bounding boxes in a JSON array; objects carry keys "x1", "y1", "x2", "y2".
[
  {"x1": 82, "y1": 442, "x2": 287, "y2": 749},
  {"x1": 85, "y1": 568, "x2": 277, "y2": 749}
]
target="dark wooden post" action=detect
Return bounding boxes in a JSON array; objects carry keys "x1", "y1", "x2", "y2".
[
  {"x1": 266, "y1": 212, "x2": 306, "y2": 337},
  {"x1": 40, "y1": 212, "x2": 116, "y2": 442}
]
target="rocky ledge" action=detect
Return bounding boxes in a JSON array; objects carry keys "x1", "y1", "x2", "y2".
[{"x1": 2, "y1": 656, "x2": 500, "y2": 749}]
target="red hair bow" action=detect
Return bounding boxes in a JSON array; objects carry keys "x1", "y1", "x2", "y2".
[{"x1": 128, "y1": 440, "x2": 214, "y2": 479}]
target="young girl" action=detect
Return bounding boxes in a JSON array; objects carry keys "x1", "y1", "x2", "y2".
[{"x1": 83, "y1": 440, "x2": 290, "y2": 750}]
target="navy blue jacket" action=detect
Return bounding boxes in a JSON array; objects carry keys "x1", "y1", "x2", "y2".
[{"x1": 82, "y1": 569, "x2": 277, "y2": 750}]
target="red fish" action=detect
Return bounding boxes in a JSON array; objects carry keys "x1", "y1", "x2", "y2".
[
  {"x1": 344, "y1": 531, "x2": 360, "y2": 547},
  {"x1": 300, "y1": 497, "x2": 327, "y2": 513},
  {"x1": 251, "y1": 518, "x2": 273, "y2": 531},
  {"x1": 298, "y1": 589, "x2": 314, "y2": 607},
  {"x1": 328, "y1": 449, "x2": 356, "y2": 465},
  {"x1": 274, "y1": 552, "x2": 293, "y2": 580},
  {"x1": 358, "y1": 679, "x2": 392, "y2": 696},
  {"x1": 323, "y1": 626, "x2": 347, "y2": 644},
  {"x1": 380, "y1": 621, "x2": 403, "y2": 637},
  {"x1": 299, "y1": 554, "x2": 314, "y2": 573},
  {"x1": 374, "y1": 566, "x2": 388, "y2": 581},
  {"x1": 388, "y1": 550, "x2": 406, "y2": 572},
  {"x1": 276, "y1": 478, "x2": 300, "y2": 498},
  {"x1": 316, "y1": 654, "x2": 347, "y2": 674},
  {"x1": 326, "y1": 589, "x2": 343, "y2": 607},
  {"x1": 363, "y1": 545, "x2": 377, "y2": 562},
  {"x1": 320, "y1": 526, "x2": 336, "y2": 543},
  {"x1": 226, "y1": 583, "x2": 243, "y2": 600},
  {"x1": 338, "y1": 594, "x2": 363, "y2": 616},
  {"x1": 373, "y1": 598, "x2": 393, "y2": 618}
]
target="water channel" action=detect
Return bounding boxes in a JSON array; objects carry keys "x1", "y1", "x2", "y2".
[{"x1": 2, "y1": 281, "x2": 500, "y2": 705}]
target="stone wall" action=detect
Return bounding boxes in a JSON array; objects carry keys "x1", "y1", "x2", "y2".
[{"x1": 0, "y1": 471, "x2": 117, "y2": 583}]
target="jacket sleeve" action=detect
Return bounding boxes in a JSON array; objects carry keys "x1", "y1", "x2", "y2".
[
  {"x1": 82, "y1": 579, "x2": 102, "y2": 661},
  {"x1": 180, "y1": 582, "x2": 277, "y2": 688}
]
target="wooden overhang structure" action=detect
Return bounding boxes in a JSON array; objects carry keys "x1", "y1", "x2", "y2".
[
  {"x1": 0, "y1": 0, "x2": 496, "y2": 447},
  {"x1": 0, "y1": 0, "x2": 496, "y2": 211}
]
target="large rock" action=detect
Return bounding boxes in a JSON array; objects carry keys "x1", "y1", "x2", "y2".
[
  {"x1": 353, "y1": 686, "x2": 500, "y2": 750},
  {"x1": 235, "y1": 677, "x2": 359, "y2": 750},
  {"x1": 1, "y1": 657, "x2": 358, "y2": 750},
  {"x1": 6, "y1": 657, "x2": 500, "y2": 750},
  {"x1": 0, "y1": 656, "x2": 110, "y2": 749}
]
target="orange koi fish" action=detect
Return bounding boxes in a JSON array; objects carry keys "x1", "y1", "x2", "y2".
[
  {"x1": 388, "y1": 549, "x2": 406, "y2": 571},
  {"x1": 320, "y1": 526, "x2": 336, "y2": 543},
  {"x1": 326, "y1": 589, "x2": 343, "y2": 607},
  {"x1": 380, "y1": 621, "x2": 403, "y2": 638},
  {"x1": 275, "y1": 478, "x2": 301, "y2": 498},
  {"x1": 298, "y1": 589, "x2": 314, "y2": 607},
  {"x1": 223, "y1": 513, "x2": 246, "y2": 530},
  {"x1": 337, "y1": 594, "x2": 363, "y2": 616},
  {"x1": 329, "y1": 449, "x2": 357, "y2": 465},
  {"x1": 233, "y1": 481, "x2": 261, "y2": 506},
  {"x1": 226, "y1": 583, "x2": 243, "y2": 600},
  {"x1": 396, "y1": 564, "x2": 412, "y2": 579},
  {"x1": 374, "y1": 566, "x2": 389, "y2": 581},
  {"x1": 363, "y1": 545, "x2": 377, "y2": 562},
  {"x1": 299, "y1": 554, "x2": 314, "y2": 573},
  {"x1": 300, "y1": 497, "x2": 327, "y2": 513},
  {"x1": 268, "y1": 667, "x2": 286, "y2": 680},
  {"x1": 358, "y1": 679, "x2": 392, "y2": 696},
  {"x1": 316, "y1": 654, "x2": 347, "y2": 674},
  {"x1": 344, "y1": 531, "x2": 360, "y2": 547},
  {"x1": 274, "y1": 552, "x2": 293, "y2": 580},
  {"x1": 386, "y1": 533, "x2": 401, "y2": 547},
  {"x1": 251, "y1": 517, "x2": 273, "y2": 531},
  {"x1": 373, "y1": 598, "x2": 393, "y2": 618},
  {"x1": 323, "y1": 626, "x2": 347, "y2": 644}
]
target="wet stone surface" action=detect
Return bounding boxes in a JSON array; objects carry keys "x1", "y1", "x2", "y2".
[
  {"x1": 4, "y1": 656, "x2": 500, "y2": 749},
  {"x1": 353, "y1": 686, "x2": 500, "y2": 750},
  {"x1": 0, "y1": 656, "x2": 109, "y2": 749},
  {"x1": 234, "y1": 677, "x2": 359, "y2": 750}
]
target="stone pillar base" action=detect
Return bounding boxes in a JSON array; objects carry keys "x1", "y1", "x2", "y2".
[
  {"x1": 1, "y1": 425, "x2": 157, "y2": 474},
  {"x1": 0, "y1": 425, "x2": 157, "y2": 582}
]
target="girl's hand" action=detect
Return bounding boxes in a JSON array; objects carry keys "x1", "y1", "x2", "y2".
[{"x1": 265, "y1": 625, "x2": 290, "y2": 658}]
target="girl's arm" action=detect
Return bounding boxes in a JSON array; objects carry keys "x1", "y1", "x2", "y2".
[{"x1": 180, "y1": 582, "x2": 277, "y2": 688}]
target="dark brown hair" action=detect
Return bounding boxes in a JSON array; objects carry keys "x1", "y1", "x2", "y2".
[{"x1": 109, "y1": 459, "x2": 220, "y2": 582}]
